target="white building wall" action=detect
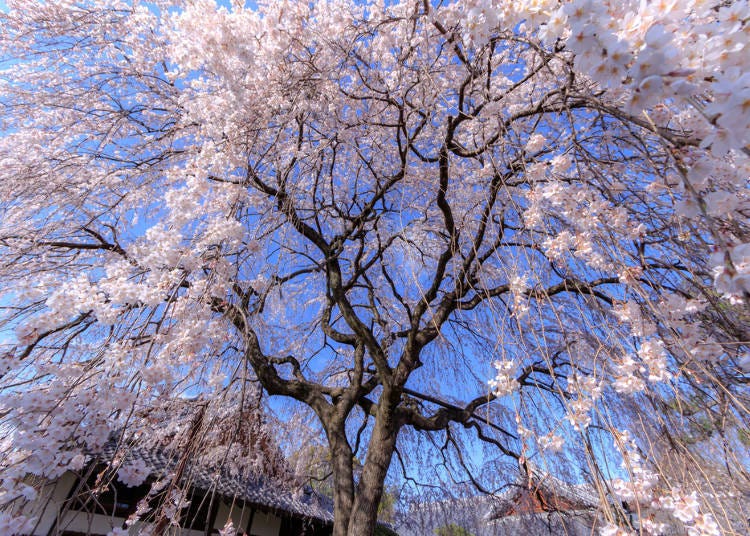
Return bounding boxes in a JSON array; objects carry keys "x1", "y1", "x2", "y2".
[
  {"x1": 23, "y1": 472, "x2": 77, "y2": 536},
  {"x1": 212, "y1": 501, "x2": 282, "y2": 536},
  {"x1": 51, "y1": 510, "x2": 209, "y2": 536},
  {"x1": 126, "y1": 521, "x2": 204, "y2": 536},
  {"x1": 249, "y1": 510, "x2": 282, "y2": 536},
  {"x1": 213, "y1": 500, "x2": 255, "y2": 534},
  {"x1": 13, "y1": 472, "x2": 283, "y2": 536},
  {"x1": 56, "y1": 510, "x2": 123, "y2": 535}
]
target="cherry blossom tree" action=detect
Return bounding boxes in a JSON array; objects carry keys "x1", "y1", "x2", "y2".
[{"x1": 1, "y1": 1, "x2": 749, "y2": 535}]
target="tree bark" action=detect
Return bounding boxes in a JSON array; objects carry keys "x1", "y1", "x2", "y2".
[
  {"x1": 347, "y1": 394, "x2": 400, "y2": 535},
  {"x1": 330, "y1": 431, "x2": 356, "y2": 536}
]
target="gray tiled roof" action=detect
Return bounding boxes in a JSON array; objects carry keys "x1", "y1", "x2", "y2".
[{"x1": 98, "y1": 442, "x2": 334, "y2": 524}]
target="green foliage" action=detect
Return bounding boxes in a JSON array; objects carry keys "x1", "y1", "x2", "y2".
[
  {"x1": 434, "y1": 523, "x2": 475, "y2": 536},
  {"x1": 377, "y1": 486, "x2": 398, "y2": 523},
  {"x1": 289, "y1": 444, "x2": 335, "y2": 498},
  {"x1": 374, "y1": 525, "x2": 400, "y2": 536}
]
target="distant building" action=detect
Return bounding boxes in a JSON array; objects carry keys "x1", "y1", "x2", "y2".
[
  {"x1": 14, "y1": 442, "x2": 334, "y2": 536},
  {"x1": 397, "y1": 469, "x2": 609, "y2": 536},
  {"x1": 482, "y1": 470, "x2": 601, "y2": 536}
]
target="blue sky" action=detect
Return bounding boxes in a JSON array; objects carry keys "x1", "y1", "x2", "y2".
[{"x1": 0, "y1": 1, "x2": 255, "y2": 12}]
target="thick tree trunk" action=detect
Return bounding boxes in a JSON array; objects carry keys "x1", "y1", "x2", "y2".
[
  {"x1": 347, "y1": 397, "x2": 400, "y2": 535},
  {"x1": 330, "y1": 432, "x2": 356, "y2": 536}
]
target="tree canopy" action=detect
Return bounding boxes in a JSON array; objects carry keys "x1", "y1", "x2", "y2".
[{"x1": 0, "y1": 1, "x2": 749, "y2": 535}]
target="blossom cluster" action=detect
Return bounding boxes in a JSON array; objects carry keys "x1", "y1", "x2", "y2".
[
  {"x1": 488, "y1": 360, "x2": 519, "y2": 397},
  {"x1": 605, "y1": 430, "x2": 722, "y2": 536},
  {"x1": 0, "y1": 0, "x2": 746, "y2": 533}
]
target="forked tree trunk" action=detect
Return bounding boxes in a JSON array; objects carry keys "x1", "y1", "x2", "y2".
[{"x1": 338, "y1": 392, "x2": 400, "y2": 536}]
